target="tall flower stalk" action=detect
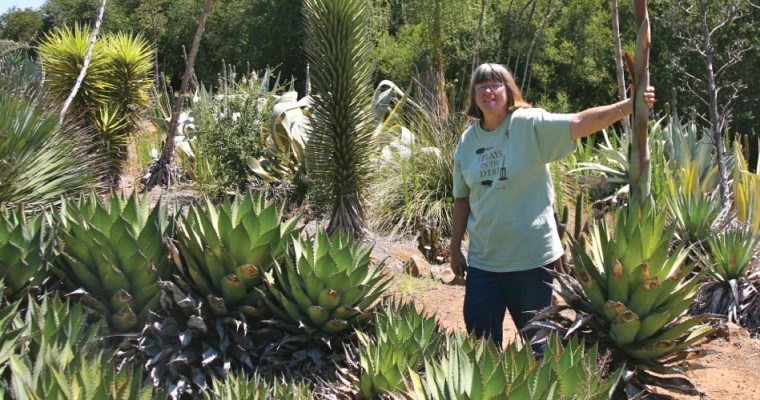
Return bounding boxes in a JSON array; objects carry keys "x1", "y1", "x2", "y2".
[{"x1": 626, "y1": 0, "x2": 651, "y2": 210}]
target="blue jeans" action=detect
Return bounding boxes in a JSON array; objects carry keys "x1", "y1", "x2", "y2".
[{"x1": 463, "y1": 263, "x2": 554, "y2": 353}]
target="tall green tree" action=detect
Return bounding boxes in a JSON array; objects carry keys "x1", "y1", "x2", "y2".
[
  {"x1": 0, "y1": 7, "x2": 44, "y2": 42},
  {"x1": 304, "y1": 0, "x2": 376, "y2": 237}
]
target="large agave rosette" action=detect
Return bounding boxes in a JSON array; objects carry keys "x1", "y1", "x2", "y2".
[
  {"x1": 531, "y1": 202, "x2": 714, "y2": 397},
  {"x1": 54, "y1": 192, "x2": 172, "y2": 333},
  {"x1": 266, "y1": 229, "x2": 389, "y2": 335},
  {"x1": 171, "y1": 192, "x2": 300, "y2": 319}
]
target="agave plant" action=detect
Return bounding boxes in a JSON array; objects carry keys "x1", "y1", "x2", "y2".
[
  {"x1": 406, "y1": 332, "x2": 621, "y2": 400},
  {"x1": 0, "y1": 282, "x2": 24, "y2": 375},
  {"x1": 131, "y1": 281, "x2": 259, "y2": 398},
  {"x1": 530, "y1": 202, "x2": 714, "y2": 397},
  {"x1": 54, "y1": 192, "x2": 172, "y2": 334},
  {"x1": 0, "y1": 90, "x2": 101, "y2": 206},
  {"x1": 204, "y1": 372, "x2": 313, "y2": 400},
  {"x1": 5, "y1": 295, "x2": 162, "y2": 400},
  {"x1": 666, "y1": 184, "x2": 722, "y2": 249},
  {"x1": 304, "y1": 0, "x2": 377, "y2": 236},
  {"x1": 171, "y1": 191, "x2": 300, "y2": 319},
  {"x1": 266, "y1": 228, "x2": 389, "y2": 336},
  {"x1": 692, "y1": 226, "x2": 760, "y2": 325},
  {"x1": 343, "y1": 300, "x2": 444, "y2": 398},
  {"x1": 0, "y1": 207, "x2": 53, "y2": 300}
]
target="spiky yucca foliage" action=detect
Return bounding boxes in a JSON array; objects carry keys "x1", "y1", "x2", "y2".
[
  {"x1": 0, "y1": 90, "x2": 101, "y2": 205},
  {"x1": 37, "y1": 24, "x2": 109, "y2": 113},
  {"x1": 531, "y1": 203, "x2": 714, "y2": 397},
  {"x1": 304, "y1": 0, "x2": 377, "y2": 237},
  {"x1": 38, "y1": 25, "x2": 154, "y2": 185},
  {"x1": 0, "y1": 207, "x2": 52, "y2": 300},
  {"x1": 132, "y1": 281, "x2": 259, "y2": 398},
  {"x1": 405, "y1": 332, "x2": 621, "y2": 400},
  {"x1": 692, "y1": 226, "x2": 760, "y2": 326},
  {"x1": 204, "y1": 373, "x2": 313, "y2": 400},
  {"x1": 171, "y1": 192, "x2": 300, "y2": 319},
  {"x1": 343, "y1": 300, "x2": 444, "y2": 398},
  {"x1": 54, "y1": 192, "x2": 172, "y2": 334},
  {"x1": 266, "y1": 228, "x2": 389, "y2": 335}
]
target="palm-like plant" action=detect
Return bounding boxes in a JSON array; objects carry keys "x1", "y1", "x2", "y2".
[
  {"x1": 0, "y1": 90, "x2": 101, "y2": 206},
  {"x1": 304, "y1": 0, "x2": 377, "y2": 237},
  {"x1": 38, "y1": 25, "x2": 154, "y2": 185},
  {"x1": 38, "y1": 24, "x2": 109, "y2": 114}
]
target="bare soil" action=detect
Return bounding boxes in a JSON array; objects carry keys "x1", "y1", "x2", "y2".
[{"x1": 136, "y1": 184, "x2": 760, "y2": 400}]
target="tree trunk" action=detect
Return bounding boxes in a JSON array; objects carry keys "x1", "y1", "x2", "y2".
[
  {"x1": 699, "y1": 0, "x2": 730, "y2": 208},
  {"x1": 58, "y1": 0, "x2": 107, "y2": 127},
  {"x1": 146, "y1": 0, "x2": 214, "y2": 190},
  {"x1": 420, "y1": 0, "x2": 449, "y2": 117},
  {"x1": 521, "y1": 0, "x2": 559, "y2": 97},
  {"x1": 611, "y1": 0, "x2": 629, "y2": 127},
  {"x1": 472, "y1": 0, "x2": 487, "y2": 72}
]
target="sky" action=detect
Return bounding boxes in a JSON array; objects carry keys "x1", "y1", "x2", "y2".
[{"x1": 0, "y1": 0, "x2": 46, "y2": 14}]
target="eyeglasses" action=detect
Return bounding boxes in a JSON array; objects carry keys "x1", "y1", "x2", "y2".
[{"x1": 475, "y1": 82, "x2": 504, "y2": 94}]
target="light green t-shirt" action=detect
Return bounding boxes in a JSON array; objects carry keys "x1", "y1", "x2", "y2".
[{"x1": 453, "y1": 108, "x2": 574, "y2": 272}]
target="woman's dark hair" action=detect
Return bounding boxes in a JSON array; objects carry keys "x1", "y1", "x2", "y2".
[{"x1": 465, "y1": 63, "x2": 531, "y2": 119}]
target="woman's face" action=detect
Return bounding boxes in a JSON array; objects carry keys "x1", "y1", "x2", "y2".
[{"x1": 474, "y1": 80, "x2": 507, "y2": 116}]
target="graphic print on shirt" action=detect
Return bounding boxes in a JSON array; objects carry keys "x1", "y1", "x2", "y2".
[{"x1": 475, "y1": 146, "x2": 506, "y2": 188}]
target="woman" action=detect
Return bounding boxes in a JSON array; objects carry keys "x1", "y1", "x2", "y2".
[{"x1": 450, "y1": 63, "x2": 655, "y2": 352}]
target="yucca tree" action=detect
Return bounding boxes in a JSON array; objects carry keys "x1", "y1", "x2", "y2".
[
  {"x1": 0, "y1": 206, "x2": 53, "y2": 300},
  {"x1": 38, "y1": 25, "x2": 154, "y2": 185},
  {"x1": 38, "y1": 24, "x2": 109, "y2": 115},
  {"x1": 170, "y1": 192, "x2": 300, "y2": 319},
  {"x1": 304, "y1": 0, "x2": 377, "y2": 237},
  {"x1": 0, "y1": 90, "x2": 101, "y2": 206},
  {"x1": 266, "y1": 228, "x2": 389, "y2": 336},
  {"x1": 54, "y1": 192, "x2": 172, "y2": 334}
]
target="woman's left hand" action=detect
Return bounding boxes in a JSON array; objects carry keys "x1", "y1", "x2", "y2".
[{"x1": 643, "y1": 86, "x2": 656, "y2": 109}]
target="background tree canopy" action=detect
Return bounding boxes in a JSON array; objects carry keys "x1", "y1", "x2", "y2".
[{"x1": 1, "y1": 0, "x2": 757, "y2": 159}]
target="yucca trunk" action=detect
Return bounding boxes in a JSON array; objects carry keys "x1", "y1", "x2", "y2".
[
  {"x1": 627, "y1": 0, "x2": 651, "y2": 210},
  {"x1": 304, "y1": 0, "x2": 376, "y2": 238}
]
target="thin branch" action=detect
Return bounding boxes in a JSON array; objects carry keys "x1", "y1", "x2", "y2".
[{"x1": 57, "y1": 0, "x2": 107, "y2": 127}]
